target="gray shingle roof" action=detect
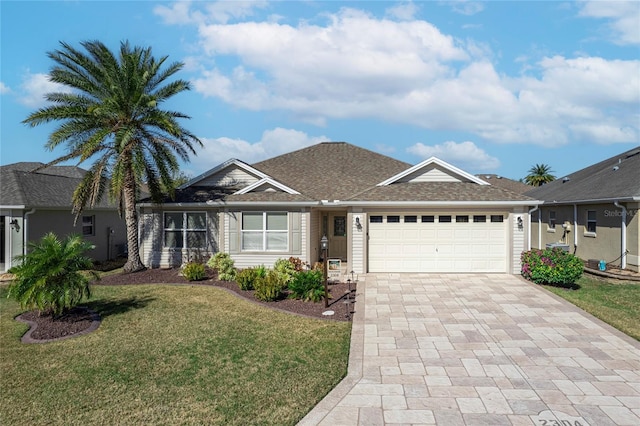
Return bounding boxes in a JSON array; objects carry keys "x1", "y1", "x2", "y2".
[
  {"x1": 348, "y1": 182, "x2": 534, "y2": 202},
  {"x1": 0, "y1": 162, "x2": 115, "y2": 208},
  {"x1": 253, "y1": 142, "x2": 411, "y2": 201},
  {"x1": 525, "y1": 147, "x2": 640, "y2": 203},
  {"x1": 475, "y1": 174, "x2": 532, "y2": 195}
]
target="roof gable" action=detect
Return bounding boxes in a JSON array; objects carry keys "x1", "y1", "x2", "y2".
[
  {"x1": 234, "y1": 177, "x2": 300, "y2": 195},
  {"x1": 378, "y1": 157, "x2": 488, "y2": 186},
  {"x1": 182, "y1": 159, "x2": 268, "y2": 190}
]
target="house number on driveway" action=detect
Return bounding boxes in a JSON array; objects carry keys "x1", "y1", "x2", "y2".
[{"x1": 534, "y1": 411, "x2": 590, "y2": 426}]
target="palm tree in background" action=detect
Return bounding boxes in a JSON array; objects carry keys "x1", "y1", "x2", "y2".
[
  {"x1": 23, "y1": 40, "x2": 202, "y2": 272},
  {"x1": 524, "y1": 163, "x2": 555, "y2": 186}
]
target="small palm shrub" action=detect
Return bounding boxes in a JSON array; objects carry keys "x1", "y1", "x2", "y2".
[
  {"x1": 288, "y1": 257, "x2": 306, "y2": 272},
  {"x1": 288, "y1": 270, "x2": 325, "y2": 302},
  {"x1": 521, "y1": 248, "x2": 584, "y2": 286},
  {"x1": 236, "y1": 267, "x2": 258, "y2": 291},
  {"x1": 254, "y1": 270, "x2": 286, "y2": 302},
  {"x1": 207, "y1": 252, "x2": 236, "y2": 281},
  {"x1": 181, "y1": 261, "x2": 207, "y2": 281},
  {"x1": 7, "y1": 233, "x2": 98, "y2": 316},
  {"x1": 274, "y1": 258, "x2": 296, "y2": 284}
]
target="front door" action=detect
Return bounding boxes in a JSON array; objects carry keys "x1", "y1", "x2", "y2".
[{"x1": 328, "y1": 213, "x2": 347, "y2": 260}]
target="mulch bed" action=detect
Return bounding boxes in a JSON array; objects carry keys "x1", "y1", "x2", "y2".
[
  {"x1": 15, "y1": 267, "x2": 356, "y2": 343},
  {"x1": 96, "y1": 267, "x2": 357, "y2": 321}
]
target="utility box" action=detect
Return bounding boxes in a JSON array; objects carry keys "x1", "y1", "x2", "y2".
[{"x1": 546, "y1": 243, "x2": 569, "y2": 252}]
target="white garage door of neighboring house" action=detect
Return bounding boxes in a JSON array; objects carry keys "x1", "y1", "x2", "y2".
[{"x1": 368, "y1": 213, "x2": 507, "y2": 273}]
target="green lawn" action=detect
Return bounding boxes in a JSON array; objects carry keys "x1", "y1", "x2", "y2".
[
  {"x1": 0, "y1": 285, "x2": 351, "y2": 425},
  {"x1": 543, "y1": 275, "x2": 640, "y2": 341}
]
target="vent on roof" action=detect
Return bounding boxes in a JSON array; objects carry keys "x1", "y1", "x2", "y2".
[
  {"x1": 613, "y1": 166, "x2": 619, "y2": 171},
  {"x1": 562, "y1": 176, "x2": 570, "y2": 183}
]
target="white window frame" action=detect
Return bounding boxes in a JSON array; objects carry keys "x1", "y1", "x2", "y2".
[
  {"x1": 241, "y1": 212, "x2": 289, "y2": 252},
  {"x1": 163, "y1": 211, "x2": 207, "y2": 249},
  {"x1": 547, "y1": 210, "x2": 557, "y2": 232},
  {"x1": 81, "y1": 215, "x2": 95, "y2": 236},
  {"x1": 585, "y1": 210, "x2": 597, "y2": 237}
]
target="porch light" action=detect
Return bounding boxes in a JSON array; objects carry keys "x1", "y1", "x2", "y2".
[
  {"x1": 320, "y1": 235, "x2": 329, "y2": 307},
  {"x1": 320, "y1": 235, "x2": 328, "y2": 251}
]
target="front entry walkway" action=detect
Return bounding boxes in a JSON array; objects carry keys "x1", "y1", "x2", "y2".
[{"x1": 299, "y1": 274, "x2": 640, "y2": 425}]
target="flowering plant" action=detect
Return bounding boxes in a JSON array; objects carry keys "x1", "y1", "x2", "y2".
[{"x1": 521, "y1": 248, "x2": 583, "y2": 286}]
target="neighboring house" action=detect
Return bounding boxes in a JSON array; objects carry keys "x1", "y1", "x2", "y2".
[
  {"x1": 525, "y1": 147, "x2": 640, "y2": 271},
  {"x1": 475, "y1": 174, "x2": 532, "y2": 195},
  {"x1": 0, "y1": 162, "x2": 127, "y2": 272},
  {"x1": 138, "y1": 142, "x2": 538, "y2": 275}
]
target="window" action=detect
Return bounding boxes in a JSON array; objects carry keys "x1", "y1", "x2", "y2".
[
  {"x1": 490, "y1": 215, "x2": 504, "y2": 223},
  {"x1": 164, "y1": 212, "x2": 206, "y2": 249},
  {"x1": 548, "y1": 211, "x2": 556, "y2": 229},
  {"x1": 369, "y1": 216, "x2": 383, "y2": 223},
  {"x1": 439, "y1": 215, "x2": 452, "y2": 223},
  {"x1": 421, "y1": 215, "x2": 435, "y2": 223},
  {"x1": 404, "y1": 215, "x2": 417, "y2": 223},
  {"x1": 587, "y1": 210, "x2": 597, "y2": 233},
  {"x1": 81, "y1": 215, "x2": 95, "y2": 236},
  {"x1": 456, "y1": 215, "x2": 469, "y2": 223},
  {"x1": 387, "y1": 216, "x2": 400, "y2": 223},
  {"x1": 242, "y1": 212, "x2": 288, "y2": 251},
  {"x1": 473, "y1": 215, "x2": 486, "y2": 223}
]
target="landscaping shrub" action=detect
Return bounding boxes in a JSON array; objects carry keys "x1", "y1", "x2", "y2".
[
  {"x1": 254, "y1": 270, "x2": 286, "y2": 302},
  {"x1": 274, "y1": 258, "x2": 297, "y2": 284},
  {"x1": 236, "y1": 267, "x2": 258, "y2": 291},
  {"x1": 7, "y1": 233, "x2": 98, "y2": 315},
  {"x1": 288, "y1": 256, "x2": 306, "y2": 272},
  {"x1": 288, "y1": 270, "x2": 325, "y2": 302},
  {"x1": 207, "y1": 252, "x2": 237, "y2": 281},
  {"x1": 521, "y1": 248, "x2": 584, "y2": 286},
  {"x1": 181, "y1": 261, "x2": 207, "y2": 281}
]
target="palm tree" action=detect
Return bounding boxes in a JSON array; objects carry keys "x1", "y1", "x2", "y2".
[
  {"x1": 524, "y1": 163, "x2": 555, "y2": 186},
  {"x1": 8, "y1": 233, "x2": 98, "y2": 316},
  {"x1": 23, "y1": 40, "x2": 202, "y2": 272}
]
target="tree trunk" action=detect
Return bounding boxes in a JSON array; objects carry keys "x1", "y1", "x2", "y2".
[{"x1": 122, "y1": 168, "x2": 146, "y2": 273}]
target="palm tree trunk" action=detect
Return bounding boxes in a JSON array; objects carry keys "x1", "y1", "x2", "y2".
[{"x1": 122, "y1": 168, "x2": 146, "y2": 273}]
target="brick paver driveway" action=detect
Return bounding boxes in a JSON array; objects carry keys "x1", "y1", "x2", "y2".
[{"x1": 299, "y1": 274, "x2": 640, "y2": 426}]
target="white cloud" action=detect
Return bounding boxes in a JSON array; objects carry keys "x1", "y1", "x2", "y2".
[
  {"x1": 579, "y1": 0, "x2": 640, "y2": 45},
  {"x1": 443, "y1": 1, "x2": 485, "y2": 16},
  {"x1": 189, "y1": 128, "x2": 329, "y2": 173},
  {"x1": 174, "y1": 5, "x2": 639, "y2": 147},
  {"x1": 18, "y1": 72, "x2": 72, "y2": 108},
  {"x1": 0, "y1": 82, "x2": 10, "y2": 94},
  {"x1": 407, "y1": 141, "x2": 500, "y2": 171},
  {"x1": 385, "y1": 2, "x2": 419, "y2": 21},
  {"x1": 154, "y1": 0, "x2": 268, "y2": 25}
]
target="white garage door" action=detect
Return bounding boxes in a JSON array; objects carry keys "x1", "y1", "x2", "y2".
[{"x1": 368, "y1": 213, "x2": 507, "y2": 273}]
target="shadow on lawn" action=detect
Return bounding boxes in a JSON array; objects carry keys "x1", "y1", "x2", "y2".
[
  {"x1": 544, "y1": 282, "x2": 581, "y2": 291},
  {"x1": 86, "y1": 296, "x2": 155, "y2": 318}
]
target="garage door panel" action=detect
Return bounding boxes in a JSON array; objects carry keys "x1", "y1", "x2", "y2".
[{"x1": 368, "y1": 212, "x2": 507, "y2": 273}]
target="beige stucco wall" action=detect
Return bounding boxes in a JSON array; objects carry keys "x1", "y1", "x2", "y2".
[
  {"x1": 23, "y1": 209, "x2": 127, "y2": 263},
  {"x1": 531, "y1": 202, "x2": 639, "y2": 271}
]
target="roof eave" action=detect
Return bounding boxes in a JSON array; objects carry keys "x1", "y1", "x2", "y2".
[
  {"x1": 346, "y1": 200, "x2": 540, "y2": 207},
  {"x1": 138, "y1": 201, "x2": 320, "y2": 208},
  {"x1": 539, "y1": 196, "x2": 638, "y2": 205}
]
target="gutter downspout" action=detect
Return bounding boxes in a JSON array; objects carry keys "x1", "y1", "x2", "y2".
[
  {"x1": 528, "y1": 205, "x2": 539, "y2": 250},
  {"x1": 23, "y1": 209, "x2": 36, "y2": 256},
  {"x1": 573, "y1": 204, "x2": 578, "y2": 254},
  {"x1": 613, "y1": 201, "x2": 627, "y2": 269}
]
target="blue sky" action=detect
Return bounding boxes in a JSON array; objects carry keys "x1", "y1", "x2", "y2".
[{"x1": 1, "y1": 1, "x2": 639, "y2": 181}]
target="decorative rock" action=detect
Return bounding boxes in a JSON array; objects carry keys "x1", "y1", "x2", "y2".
[{"x1": 322, "y1": 310, "x2": 335, "y2": 316}]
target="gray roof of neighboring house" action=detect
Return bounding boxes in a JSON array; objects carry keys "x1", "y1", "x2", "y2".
[
  {"x1": 0, "y1": 162, "x2": 115, "y2": 208},
  {"x1": 475, "y1": 174, "x2": 532, "y2": 195},
  {"x1": 524, "y1": 147, "x2": 640, "y2": 203},
  {"x1": 253, "y1": 142, "x2": 411, "y2": 201}
]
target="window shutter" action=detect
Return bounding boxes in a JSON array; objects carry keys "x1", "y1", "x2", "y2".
[
  {"x1": 290, "y1": 212, "x2": 301, "y2": 255},
  {"x1": 228, "y1": 212, "x2": 239, "y2": 254}
]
